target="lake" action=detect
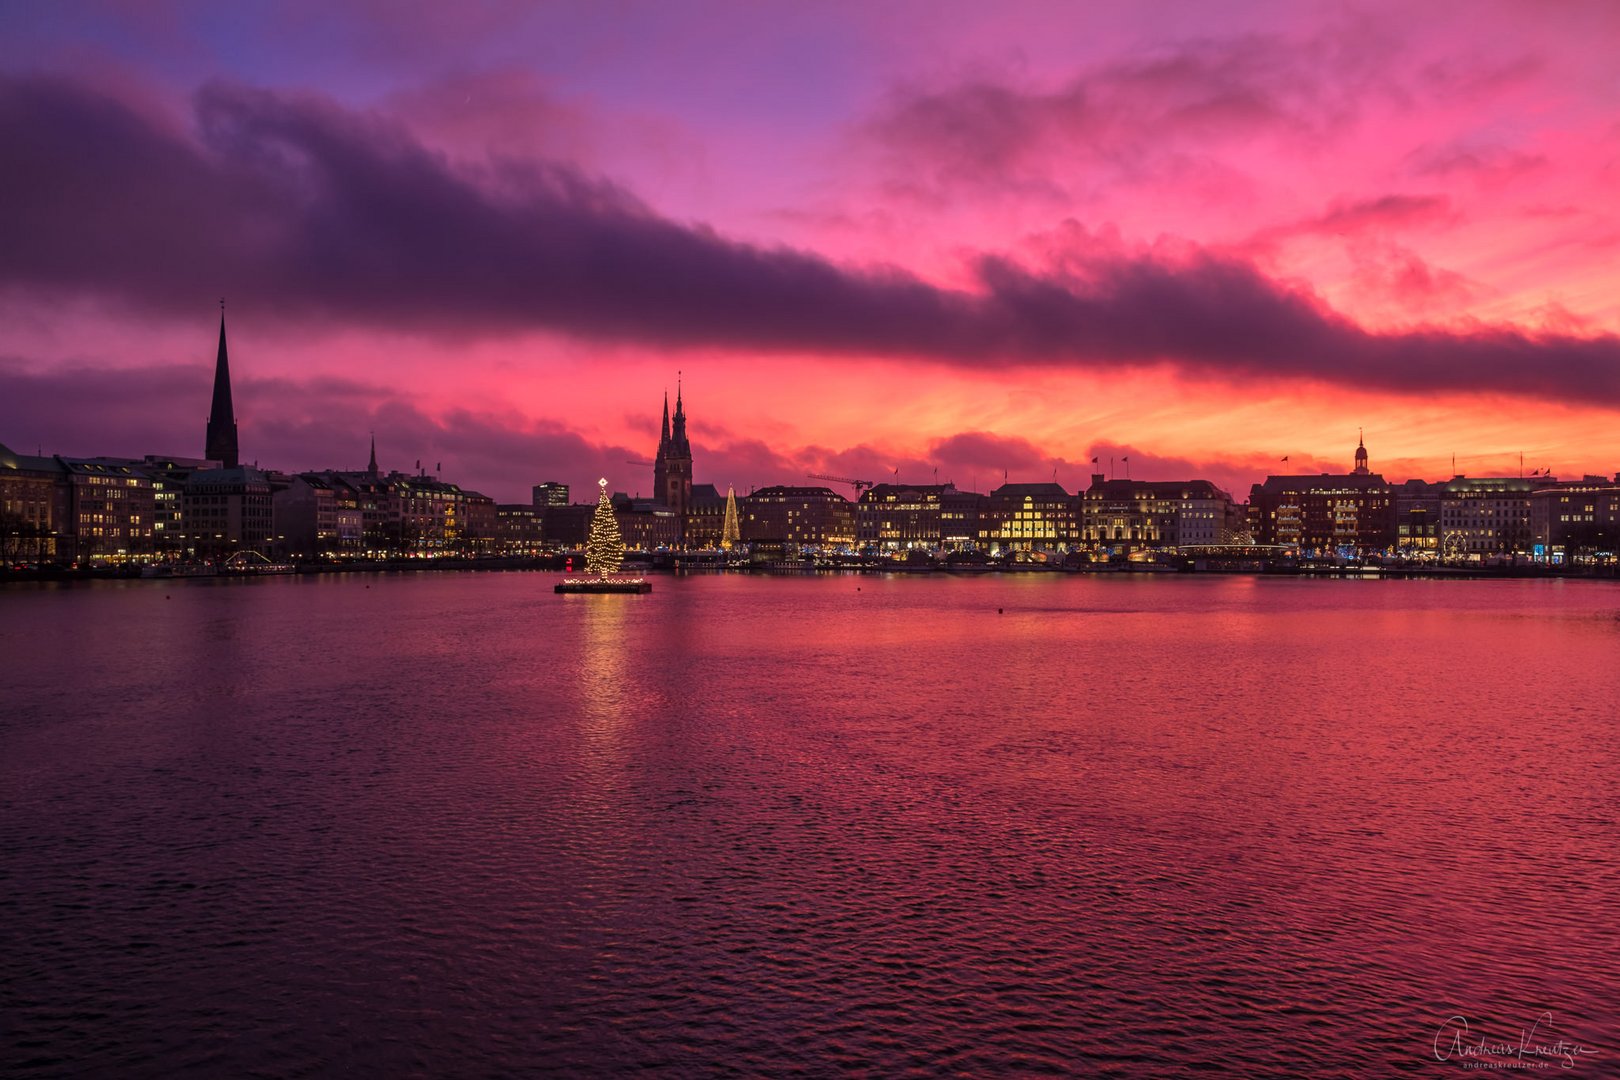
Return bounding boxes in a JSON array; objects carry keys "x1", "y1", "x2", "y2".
[{"x1": 2, "y1": 573, "x2": 1616, "y2": 1076}]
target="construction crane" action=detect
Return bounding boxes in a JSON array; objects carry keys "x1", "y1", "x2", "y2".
[{"x1": 807, "y1": 473, "x2": 875, "y2": 493}]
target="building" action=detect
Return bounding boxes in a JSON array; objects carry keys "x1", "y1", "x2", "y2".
[
  {"x1": 184, "y1": 466, "x2": 274, "y2": 559},
  {"x1": 494, "y1": 505, "x2": 546, "y2": 554},
  {"x1": 1079, "y1": 478, "x2": 1180, "y2": 554},
  {"x1": 653, "y1": 382, "x2": 694, "y2": 534},
  {"x1": 1531, "y1": 476, "x2": 1620, "y2": 561},
  {"x1": 612, "y1": 493, "x2": 681, "y2": 550},
  {"x1": 741, "y1": 485, "x2": 855, "y2": 549},
  {"x1": 205, "y1": 309, "x2": 240, "y2": 469},
  {"x1": 541, "y1": 503, "x2": 594, "y2": 548},
  {"x1": 394, "y1": 474, "x2": 468, "y2": 552},
  {"x1": 856, "y1": 483, "x2": 960, "y2": 553},
  {"x1": 1440, "y1": 476, "x2": 1554, "y2": 559},
  {"x1": 684, "y1": 483, "x2": 728, "y2": 548},
  {"x1": 273, "y1": 474, "x2": 340, "y2": 556},
  {"x1": 532, "y1": 482, "x2": 569, "y2": 507},
  {"x1": 461, "y1": 491, "x2": 497, "y2": 553},
  {"x1": 0, "y1": 441, "x2": 61, "y2": 562},
  {"x1": 984, "y1": 482, "x2": 1076, "y2": 553},
  {"x1": 1393, "y1": 479, "x2": 1442, "y2": 557},
  {"x1": 1249, "y1": 436, "x2": 1395, "y2": 556}
]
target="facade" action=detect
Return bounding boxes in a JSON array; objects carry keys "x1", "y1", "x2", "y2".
[
  {"x1": 184, "y1": 466, "x2": 274, "y2": 558},
  {"x1": 1393, "y1": 479, "x2": 1442, "y2": 556},
  {"x1": 461, "y1": 492, "x2": 497, "y2": 553},
  {"x1": 684, "y1": 483, "x2": 728, "y2": 548},
  {"x1": 1250, "y1": 473, "x2": 1395, "y2": 555},
  {"x1": 1080, "y1": 478, "x2": 1178, "y2": 553},
  {"x1": 1075, "y1": 478, "x2": 1240, "y2": 554},
  {"x1": 1439, "y1": 476, "x2": 1554, "y2": 559},
  {"x1": 613, "y1": 494, "x2": 681, "y2": 550},
  {"x1": 273, "y1": 474, "x2": 340, "y2": 556},
  {"x1": 984, "y1": 483, "x2": 1076, "y2": 553},
  {"x1": 741, "y1": 485, "x2": 856, "y2": 549},
  {"x1": 1530, "y1": 476, "x2": 1620, "y2": 559},
  {"x1": 0, "y1": 442, "x2": 61, "y2": 561},
  {"x1": 395, "y1": 474, "x2": 458, "y2": 550},
  {"x1": 51, "y1": 457, "x2": 157, "y2": 562},
  {"x1": 1249, "y1": 440, "x2": 1397, "y2": 556},
  {"x1": 494, "y1": 504, "x2": 546, "y2": 554},
  {"x1": 541, "y1": 504, "x2": 594, "y2": 548},
  {"x1": 940, "y1": 488, "x2": 987, "y2": 551},
  {"x1": 856, "y1": 484, "x2": 959, "y2": 552},
  {"x1": 532, "y1": 482, "x2": 569, "y2": 507}
]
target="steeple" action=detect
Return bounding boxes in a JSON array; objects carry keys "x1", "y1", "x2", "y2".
[
  {"x1": 659, "y1": 391, "x2": 671, "y2": 454},
  {"x1": 368, "y1": 431, "x2": 378, "y2": 476},
  {"x1": 1353, "y1": 429, "x2": 1369, "y2": 475},
  {"x1": 671, "y1": 371, "x2": 690, "y2": 456},
  {"x1": 205, "y1": 302, "x2": 240, "y2": 469}
]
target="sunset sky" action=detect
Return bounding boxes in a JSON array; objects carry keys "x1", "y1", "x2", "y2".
[{"x1": 3, "y1": 1, "x2": 1619, "y2": 502}]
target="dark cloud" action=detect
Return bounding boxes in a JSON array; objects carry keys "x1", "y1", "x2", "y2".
[{"x1": 5, "y1": 74, "x2": 1620, "y2": 406}]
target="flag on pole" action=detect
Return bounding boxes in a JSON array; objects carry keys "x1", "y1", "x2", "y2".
[{"x1": 1282, "y1": 455, "x2": 1289, "y2": 462}]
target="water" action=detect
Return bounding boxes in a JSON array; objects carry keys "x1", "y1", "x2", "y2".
[{"x1": 2, "y1": 573, "x2": 1617, "y2": 1076}]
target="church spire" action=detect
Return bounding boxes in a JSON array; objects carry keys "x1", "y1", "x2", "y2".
[
  {"x1": 660, "y1": 391, "x2": 671, "y2": 452},
  {"x1": 671, "y1": 370, "x2": 689, "y2": 455},
  {"x1": 205, "y1": 300, "x2": 240, "y2": 469},
  {"x1": 368, "y1": 430, "x2": 378, "y2": 476},
  {"x1": 1354, "y1": 428, "x2": 1369, "y2": 475}
]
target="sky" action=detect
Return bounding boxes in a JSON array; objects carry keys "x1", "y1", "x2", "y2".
[{"x1": 3, "y1": 0, "x2": 1619, "y2": 503}]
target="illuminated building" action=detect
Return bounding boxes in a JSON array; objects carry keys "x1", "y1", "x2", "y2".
[
  {"x1": 1530, "y1": 476, "x2": 1620, "y2": 560},
  {"x1": 1249, "y1": 437, "x2": 1395, "y2": 556},
  {"x1": 984, "y1": 482, "x2": 1076, "y2": 553},
  {"x1": 741, "y1": 485, "x2": 855, "y2": 549},
  {"x1": 1080, "y1": 478, "x2": 1235, "y2": 554},
  {"x1": 1393, "y1": 479, "x2": 1442, "y2": 556},
  {"x1": 856, "y1": 483, "x2": 959, "y2": 553},
  {"x1": 0, "y1": 441, "x2": 61, "y2": 561},
  {"x1": 48, "y1": 457, "x2": 157, "y2": 562},
  {"x1": 494, "y1": 505, "x2": 546, "y2": 554},
  {"x1": 532, "y1": 482, "x2": 569, "y2": 507},
  {"x1": 1440, "y1": 476, "x2": 1555, "y2": 559}
]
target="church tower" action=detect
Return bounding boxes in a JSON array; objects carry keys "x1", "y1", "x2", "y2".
[
  {"x1": 205, "y1": 305, "x2": 240, "y2": 469},
  {"x1": 1353, "y1": 429, "x2": 1369, "y2": 475},
  {"x1": 653, "y1": 376, "x2": 694, "y2": 527}
]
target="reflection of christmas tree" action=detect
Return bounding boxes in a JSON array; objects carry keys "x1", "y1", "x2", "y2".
[
  {"x1": 585, "y1": 478, "x2": 625, "y2": 577},
  {"x1": 721, "y1": 484, "x2": 741, "y2": 550}
]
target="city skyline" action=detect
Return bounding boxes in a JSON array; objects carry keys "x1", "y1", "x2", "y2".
[{"x1": 4, "y1": 2, "x2": 1620, "y2": 505}]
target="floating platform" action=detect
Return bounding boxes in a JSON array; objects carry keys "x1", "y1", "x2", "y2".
[{"x1": 555, "y1": 578, "x2": 653, "y2": 594}]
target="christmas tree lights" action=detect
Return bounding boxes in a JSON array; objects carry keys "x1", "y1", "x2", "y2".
[
  {"x1": 722, "y1": 484, "x2": 741, "y2": 550},
  {"x1": 584, "y1": 478, "x2": 625, "y2": 577}
]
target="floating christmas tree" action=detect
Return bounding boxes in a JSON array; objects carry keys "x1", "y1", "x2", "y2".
[
  {"x1": 556, "y1": 477, "x2": 650, "y2": 593},
  {"x1": 584, "y1": 478, "x2": 624, "y2": 577},
  {"x1": 721, "y1": 484, "x2": 741, "y2": 550}
]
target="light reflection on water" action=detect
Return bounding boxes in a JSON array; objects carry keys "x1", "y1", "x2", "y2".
[{"x1": 2, "y1": 573, "x2": 1617, "y2": 1076}]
